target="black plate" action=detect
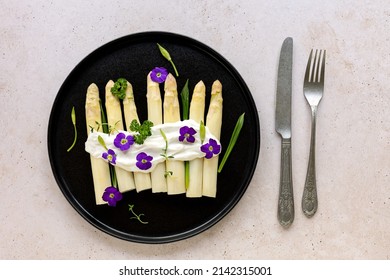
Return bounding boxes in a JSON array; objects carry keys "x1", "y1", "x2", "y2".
[{"x1": 48, "y1": 32, "x2": 260, "y2": 244}]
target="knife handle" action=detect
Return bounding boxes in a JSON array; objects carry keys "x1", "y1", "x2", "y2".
[{"x1": 277, "y1": 138, "x2": 294, "y2": 227}]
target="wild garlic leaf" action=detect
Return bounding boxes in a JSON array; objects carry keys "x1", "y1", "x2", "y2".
[
  {"x1": 218, "y1": 113, "x2": 245, "y2": 173},
  {"x1": 180, "y1": 79, "x2": 189, "y2": 120}
]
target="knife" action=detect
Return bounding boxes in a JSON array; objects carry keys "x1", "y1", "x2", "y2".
[{"x1": 275, "y1": 37, "x2": 294, "y2": 227}]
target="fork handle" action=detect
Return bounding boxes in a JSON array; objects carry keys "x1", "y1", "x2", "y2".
[
  {"x1": 277, "y1": 138, "x2": 294, "y2": 227},
  {"x1": 302, "y1": 106, "x2": 318, "y2": 217}
]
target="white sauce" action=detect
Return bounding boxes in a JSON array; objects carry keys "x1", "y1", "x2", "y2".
[{"x1": 85, "y1": 119, "x2": 221, "y2": 173}]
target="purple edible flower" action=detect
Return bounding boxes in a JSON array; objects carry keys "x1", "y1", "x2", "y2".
[
  {"x1": 114, "y1": 132, "x2": 134, "y2": 151},
  {"x1": 200, "y1": 138, "x2": 221, "y2": 159},
  {"x1": 102, "y1": 149, "x2": 116, "y2": 164},
  {"x1": 178, "y1": 126, "x2": 197, "y2": 143},
  {"x1": 150, "y1": 67, "x2": 168, "y2": 83},
  {"x1": 102, "y1": 186, "x2": 122, "y2": 207},
  {"x1": 136, "y1": 152, "x2": 153, "y2": 170}
]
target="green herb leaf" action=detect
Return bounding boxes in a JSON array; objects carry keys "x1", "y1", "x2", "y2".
[
  {"x1": 180, "y1": 79, "x2": 190, "y2": 120},
  {"x1": 67, "y1": 106, "x2": 77, "y2": 152},
  {"x1": 129, "y1": 119, "x2": 140, "y2": 132},
  {"x1": 157, "y1": 43, "x2": 179, "y2": 77},
  {"x1": 132, "y1": 135, "x2": 141, "y2": 145},
  {"x1": 218, "y1": 113, "x2": 245, "y2": 173},
  {"x1": 110, "y1": 78, "x2": 128, "y2": 100},
  {"x1": 130, "y1": 119, "x2": 154, "y2": 144},
  {"x1": 139, "y1": 120, "x2": 153, "y2": 137}
]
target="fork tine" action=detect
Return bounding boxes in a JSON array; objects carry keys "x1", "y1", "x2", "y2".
[
  {"x1": 304, "y1": 49, "x2": 313, "y2": 82},
  {"x1": 314, "y1": 49, "x2": 327, "y2": 83},
  {"x1": 319, "y1": 50, "x2": 326, "y2": 84},
  {"x1": 306, "y1": 49, "x2": 326, "y2": 83},
  {"x1": 313, "y1": 49, "x2": 320, "y2": 83}
]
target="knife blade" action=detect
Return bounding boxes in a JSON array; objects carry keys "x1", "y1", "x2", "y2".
[{"x1": 275, "y1": 37, "x2": 294, "y2": 227}]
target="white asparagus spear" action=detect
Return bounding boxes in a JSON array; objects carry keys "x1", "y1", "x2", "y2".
[
  {"x1": 85, "y1": 83, "x2": 112, "y2": 205},
  {"x1": 202, "y1": 80, "x2": 223, "y2": 198},
  {"x1": 163, "y1": 73, "x2": 186, "y2": 194},
  {"x1": 105, "y1": 80, "x2": 136, "y2": 192},
  {"x1": 146, "y1": 72, "x2": 168, "y2": 193},
  {"x1": 123, "y1": 81, "x2": 152, "y2": 192},
  {"x1": 186, "y1": 81, "x2": 206, "y2": 197}
]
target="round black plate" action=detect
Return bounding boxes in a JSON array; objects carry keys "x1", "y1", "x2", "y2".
[{"x1": 48, "y1": 32, "x2": 260, "y2": 244}]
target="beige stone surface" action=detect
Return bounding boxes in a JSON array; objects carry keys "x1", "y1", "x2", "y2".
[{"x1": 1, "y1": 0, "x2": 389, "y2": 259}]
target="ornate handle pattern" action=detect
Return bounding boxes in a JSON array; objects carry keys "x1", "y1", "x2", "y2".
[
  {"x1": 277, "y1": 138, "x2": 294, "y2": 227},
  {"x1": 302, "y1": 106, "x2": 318, "y2": 217}
]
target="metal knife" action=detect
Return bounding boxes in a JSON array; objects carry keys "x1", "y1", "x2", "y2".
[{"x1": 275, "y1": 37, "x2": 294, "y2": 227}]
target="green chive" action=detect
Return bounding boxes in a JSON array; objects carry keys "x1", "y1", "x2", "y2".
[
  {"x1": 218, "y1": 113, "x2": 245, "y2": 173},
  {"x1": 179, "y1": 79, "x2": 190, "y2": 187},
  {"x1": 99, "y1": 100, "x2": 109, "y2": 134},
  {"x1": 184, "y1": 161, "x2": 190, "y2": 190},
  {"x1": 110, "y1": 165, "x2": 118, "y2": 188},
  {"x1": 67, "y1": 106, "x2": 77, "y2": 152},
  {"x1": 157, "y1": 43, "x2": 179, "y2": 77}
]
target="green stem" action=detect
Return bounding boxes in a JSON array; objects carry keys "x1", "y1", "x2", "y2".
[
  {"x1": 170, "y1": 60, "x2": 179, "y2": 77},
  {"x1": 67, "y1": 124, "x2": 77, "y2": 152},
  {"x1": 129, "y1": 204, "x2": 148, "y2": 224}
]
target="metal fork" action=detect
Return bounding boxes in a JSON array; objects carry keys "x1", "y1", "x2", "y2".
[{"x1": 302, "y1": 49, "x2": 326, "y2": 217}]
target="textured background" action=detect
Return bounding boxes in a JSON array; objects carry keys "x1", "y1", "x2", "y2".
[{"x1": 1, "y1": 0, "x2": 389, "y2": 259}]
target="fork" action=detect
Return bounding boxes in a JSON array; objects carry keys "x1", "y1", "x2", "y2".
[{"x1": 302, "y1": 49, "x2": 326, "y2": 217}]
